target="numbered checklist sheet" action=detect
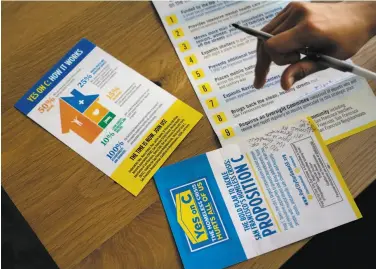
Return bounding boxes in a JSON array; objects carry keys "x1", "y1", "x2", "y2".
[
  {"x1": 155, "y1": 117, "x2": 361, "y2": 269},
  {"x1": 153, "y1": 1, "x2": 376, "y2": 145},
  {"x1": 15, "y1": 38, "x2": 202, "y2": 196}
]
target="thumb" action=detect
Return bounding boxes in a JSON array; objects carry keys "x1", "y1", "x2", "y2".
[{"x1": 281, "y1": 57, "x2": 327, "y2": 90}]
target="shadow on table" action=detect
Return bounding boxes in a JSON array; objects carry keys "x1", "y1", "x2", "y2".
[{"x1": 1, "y1": 188, "x2": 58, "y2": 269}]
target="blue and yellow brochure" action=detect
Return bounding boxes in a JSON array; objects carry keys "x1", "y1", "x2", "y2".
[{"x1": 155, "y1": 118, "x2": 361, "y2": 269}]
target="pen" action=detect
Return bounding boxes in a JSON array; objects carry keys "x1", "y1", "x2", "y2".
[{"x1": 232, "y1": 23, "x2": 376, "y2": 81}]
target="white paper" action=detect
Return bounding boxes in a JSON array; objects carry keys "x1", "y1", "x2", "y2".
[
  {"x1": 153, "y1": 0, "x2": 376, "y2": 145},
  {"x1": 155, "y1": 117, "x2": 361, "y2": 269}
]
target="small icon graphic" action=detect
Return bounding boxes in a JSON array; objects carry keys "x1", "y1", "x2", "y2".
[
  {"x1": 71, "y1": 117, "x2": 83, "y2": 126},
  {"x1": 294, "y1": 167, "x2": 301, "y2": 174},
  {"x1": 308, "y1": 194, "x2": 313, "y2": 200},
  {"x1": 93, "y1": 109, "x2": 100, "y2": 116},
  {"x1": 60, "y1": 89, "x2": 116, "y2": 143}
]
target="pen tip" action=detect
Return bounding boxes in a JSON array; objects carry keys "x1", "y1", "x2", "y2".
[{"x1": 232, "y1": 23, "x2": 239, "y2": 28}]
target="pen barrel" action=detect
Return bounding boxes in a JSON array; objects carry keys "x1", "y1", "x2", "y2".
[
  {"x1": 233, "y1": 24, "x2": 376, "y2": 81},
  {"x1": 317, "y1": 54, "x2": 353, "y2": 73},
  {"x1": 298, "y1": 50, "x2": 353, "y2": 72},
  {"x1": 351, "y1": 66, "x2": 376, "y2": 81}
]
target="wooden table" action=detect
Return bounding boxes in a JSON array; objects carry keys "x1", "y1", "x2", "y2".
[{"x1": 2, "y1": 2, "x2": 376, "y2": 269}]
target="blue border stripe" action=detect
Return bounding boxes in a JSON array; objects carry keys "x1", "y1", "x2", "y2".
[
  {"x1": 155, "y1": 153, "x2": 247, "y2": 269},
  {"x1": 14, "y1": 38, "x2": 96, "y2": 115}
]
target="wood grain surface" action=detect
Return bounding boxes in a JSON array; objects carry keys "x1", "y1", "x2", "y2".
[{"x1": 2, "y1": 2, "x2": 376, "y2": 269}]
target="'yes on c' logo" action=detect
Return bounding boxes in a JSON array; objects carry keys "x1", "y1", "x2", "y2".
[
  {"x1": 170, "y1": 178, "x2": 228, "y2": 252},
  {"x1": 176, "y1": 189, "x2": 208, "y2": 244}
]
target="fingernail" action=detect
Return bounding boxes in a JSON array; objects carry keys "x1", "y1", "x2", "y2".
[
  {"x1": 253, "y1": 78, "x2": 260, "y2": 89},
  {"x1": 286, "y1": 76, "x2": 295, "y2": 90},
  {"x1": 253, "y1": 82, "x2": 262, "y2": 89},
  {"x1": 253, "y1": 77, "x2": 264, "y2": 89}
]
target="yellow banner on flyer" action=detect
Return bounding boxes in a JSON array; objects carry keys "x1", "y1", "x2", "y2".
[
  {"x1": 111, "y1": 100, "x2": 202, "y2": 196},
  {"x1": 307, "y1": 117, "x2": 362, "y2": 219}
]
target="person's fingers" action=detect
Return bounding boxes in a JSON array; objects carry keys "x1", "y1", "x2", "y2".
[
  {"x1": 264, "y1": 47, "x2": 301, "y2": 66},
  {"x1": 254, "y1": 40, "x2": 272, "y2": 89},
  {"x1": 281, "y1": 57, "x2": 327, "y2": 90},
  {"x1": 254, "y1": 3, "x2": 314, "y2": 89},
  {"x1": 254, "y1": 26, "x2": 302, "y2": 88},
  {"x1": 261, "y1": 24, "x2": 303, "y2": 66},
  {"x1": 262, "y1": 2, "x2": 294, "y2": 33},
  {"x1": 270, "y1": 11, "x2": 298, "y2": 35},
  {"x1": 265, "y1": 26, "x2": 307, "y2": 54},
  {"x1": 262, "y1": 8, "x2": 291, "y2": 33}
]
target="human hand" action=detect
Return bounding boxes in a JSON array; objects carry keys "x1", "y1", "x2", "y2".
[{"x1": 254, "y1": 2, "x2": 376, "y2": 90}]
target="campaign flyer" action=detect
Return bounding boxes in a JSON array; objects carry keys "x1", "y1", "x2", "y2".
[
  {"x1": 15, "y1": 38, "x2": 202, "y2": 196},
  {"x1": 153, "y1": 0, "x2": 376, "y2": 144},
  {"x1": 154, "y1": 118, "x2": 360, "y2": 269}
]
